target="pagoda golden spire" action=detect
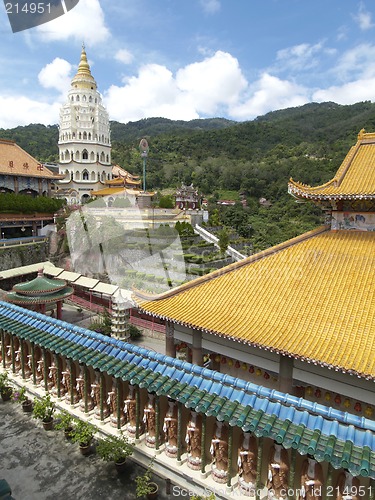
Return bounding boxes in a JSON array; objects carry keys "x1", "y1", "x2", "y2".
[{"x1": 71, "y1": 44, "x2": 97, "y2": 90}]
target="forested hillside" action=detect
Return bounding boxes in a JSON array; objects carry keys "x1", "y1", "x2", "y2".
[{"x1": 1, "y1": 100, "x2": 374, "y2": 250}]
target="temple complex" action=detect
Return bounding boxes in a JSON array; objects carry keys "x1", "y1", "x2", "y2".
[{"x1": 0, "y1": 130, "x2": 374, "y2": 498}]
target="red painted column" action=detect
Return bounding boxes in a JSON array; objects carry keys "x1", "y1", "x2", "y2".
[{"x1": 56, "y1": 301, "x2": 62, "y2": 320}]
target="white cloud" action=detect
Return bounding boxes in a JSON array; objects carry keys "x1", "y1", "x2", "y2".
[
  {"x1": 105, "y1": 51, "x2": 247, "y2": 122},
  {"x1": 115, "y1": 49, "x2": 134, "y2": 65},
  {"x1": 229, "y1": 73, "x2": 309, "y2": 120},
  {"x1": 200, "y1": 0, "x2": 221, "y2": 14},
  {"x1": 333, "y1": 43, "x2": 375, "y2": 81},
  {"x1": 38, "y1": 58, "x2": 72, "y2": 93},
  {"x1": 176, "y1": 51, "x2": 247, "y2": 114},
  {"x1": 353, "y1": 2, "x2": 374, "y2": 31},
  {"x1": 36, "y1": 0, "x2": 110, "y2": 45},
  {"x1": 0, "y1": 96, "x2": 60, "y2": 128},
  {"x1": 276, "y1": 42, "x2": 327, "y2": 72},
  {"x1": 313, "y1": 77, "x2": 375, "y2": 104}
]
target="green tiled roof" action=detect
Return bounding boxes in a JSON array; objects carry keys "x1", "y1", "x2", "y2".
[{"x1": 0, "y1": 301, "x2": 374, "y2": 479}]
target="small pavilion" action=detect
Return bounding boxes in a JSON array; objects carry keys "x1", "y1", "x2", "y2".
[{"x1": 6, "y1": 269, "x2": 73, "y2": 319}]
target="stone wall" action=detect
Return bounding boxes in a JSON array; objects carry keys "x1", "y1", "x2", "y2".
[{"x1": 0, "y1": 242, "x2": 49, "y2": 273}]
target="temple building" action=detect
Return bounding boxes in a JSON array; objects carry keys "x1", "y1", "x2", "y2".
[
  {"x1": 55, "y1": 45, "x2": 112, "y2": 205},
  {"x1": 6, "y1": 269, "x2": 73, "y2": 319},
  {"x1": 0, "y1": 130, "x2": 374, "y2": 499},
  {"x1": 0, "y1": 138, "x2": 63, "y2": 197}
]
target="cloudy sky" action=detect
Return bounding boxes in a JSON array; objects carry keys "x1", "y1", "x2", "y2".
[{"x1": 1, "y1": 0, "x2": 375, "y2": 128}]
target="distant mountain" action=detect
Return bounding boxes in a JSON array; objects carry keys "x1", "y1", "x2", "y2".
[{"x1": 2, "y1": 101, "x2": 375, "y2": 165}]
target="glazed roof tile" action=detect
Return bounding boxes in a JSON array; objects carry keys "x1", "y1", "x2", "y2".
[
  {"x1": 0, "y1": 139, "x2": 63, "y2": 179},
  {"x1": 0, "y1": 301, "x2": 374, "y2": 478},
  {"x1": 288, "y1": 130, "x2": 375, "y2": 200},
  {"x1": 135, "y1": 228, "x2": 375, "y2": 380}
]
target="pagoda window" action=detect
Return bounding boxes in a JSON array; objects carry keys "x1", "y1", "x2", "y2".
[
  {"x1": 102, "y1": 171, "x2": 106, "y2": 181},
  {"x1": 75, "y1": 171, "x2": 80, "y2": 180},
  {"x1": 107, "y1": 174, "x2": 110, "y2": 180},
  {"x1": 75, "y1": 151, "x2": 80, "y2": 161},
  {"x1": 89, "y1": 96, "x2": 92, "y2": 102},
  {"x1": 100, "y1": 152, "x2": 105, "y2": 162},
  {"x1": 82, "y1": 95, "x2": 86, "y2": 102},
  {"x1": 82, "y1": 170, "x2": 89, "y2": 181},
  {"x1": 70, "y1": 171, "x2": 74, "y2": 180},
  {"x1": 65, "y1": 149, "x2": 69, "y2": 159},
  {"x1": 97, "y1": 153, "x2": 99, "y2": 162},
  {"x1": 83, "y1": 132, "x2": 87, "y2": 140},
  {"x1": 78, "y1": 132, "x2": 82, "y2": 140},
  {"x1": 106, "y1": 154, "x2": 109, "y2": 163},
  {"x1": 90, "y1": 152, "x2": 95, "y2": 161},
  {"x1": 101, "y1": 134, "x2": 104, "y2": 142},
  {"x1": 91, "y1": 171, "x2": 96, "y2": 181},
  {"x1": 76, "y1": 95, "x2": 80, "y2": 101},
  {"x1": 82, "y1": 149, "x2": 88, "y2": 160},
  {"x1": 72, "y1": 132, "x2": 75, "y2": 139},
  {"x1": 71, "y1": 96, "x2": 74, "y2": 101},
  {"x1": 97, "y1": 173, "x2": 101, "y2": 181},
  {"x1": 88, "y1": 133, "x2": 91, "y2": 140}
]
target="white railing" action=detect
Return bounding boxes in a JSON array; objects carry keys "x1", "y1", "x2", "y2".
[{"x1": 194, "y1": 225, "x2": 246, "y2": 261}]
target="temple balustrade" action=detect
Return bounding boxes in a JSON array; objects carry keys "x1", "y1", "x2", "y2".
[{"x1": 0, "y1": 304, "x2": 374, "y2": 500}]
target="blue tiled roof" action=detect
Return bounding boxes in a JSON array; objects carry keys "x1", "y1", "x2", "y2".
[{"x1": 0, "y1": 300, "x2": 374, "y2": 478}]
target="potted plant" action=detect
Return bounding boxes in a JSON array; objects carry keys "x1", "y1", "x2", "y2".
[
  {"x1": 0, "y1": 372, "x2": 13, "y2": 402},
  {"x1": 97, "y1": 432, "x2": 133, "y2": 472},
  {"x1": 70, "y1": 419, "x2": 96, "y2": 455},
  {"x1": 54, "y1": 410, "x2": 75, "y2": 438},
  {"x1": 32, "y1": 393, "x2": 55, "y2": 430},
  {"x1": 12, "y1": 386, "x2": 32, "y2": 412},
  {"x1": 135, "y1": 458, "x2": 158, "y2": 499}
]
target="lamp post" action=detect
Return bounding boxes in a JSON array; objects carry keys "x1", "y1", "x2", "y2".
[{"x1": 139, "y1": 138, "x2": 149, "y2": 192}]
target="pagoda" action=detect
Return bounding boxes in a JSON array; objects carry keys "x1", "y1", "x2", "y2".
[
  {"x1": 6, "y1": 269, "x2": 73, "y2": 319},
  {"x1": 56, "y1": 45, "x2": 112, "y2": 204}
]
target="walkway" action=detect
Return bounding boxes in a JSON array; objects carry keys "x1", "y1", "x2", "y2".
[{"x1": 0, "y1": 400, "x2": 172, "y2": 500}]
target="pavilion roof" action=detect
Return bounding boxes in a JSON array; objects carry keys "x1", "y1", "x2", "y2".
[
  {"x1": 288, "y1": 129, "x2": 375, "y2": 201},
  {"x1": 12, "y1": 270, "x2": 68, "y2": 296},
  {"x1": 0, "y1": 139, "x2": 63, "y2": 179},
  {"x1": 0, "y1": 300, "x2": 374, "y2": 478},
  {"x1": 135, "y1": 227, "x2": 375, "y2": 381}
]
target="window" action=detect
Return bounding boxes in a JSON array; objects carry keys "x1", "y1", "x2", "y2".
[
  {"x1": 82, "y1": 149, "x2": 88, "y2": 160},
  {"x1": 82, "y1": 170, "x2": 89, "y2": 180}
]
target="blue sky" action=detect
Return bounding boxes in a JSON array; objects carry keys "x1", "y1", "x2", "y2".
[{"x1": 1, "y1": 0, "x2": 375, "y2": 128}]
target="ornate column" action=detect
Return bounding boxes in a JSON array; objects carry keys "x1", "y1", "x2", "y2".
[
  {"x1": 324, "y1": 463, "x2": 333, "y2": 500},
  {"x1": 226, "y1": 425, "x2": 233, "y2": 488},
  {"x1": 42, "y1": 349, "x2": 48, "y2": 392},
  {"x1": 135, "y1": 386, "x2": 141, "y2": 440},
  {"x1": 288, "y1": 448, "x2": 297, "y2": 500},
  {"x1": 20, "y1": 341, "x2": 25, "y2": 379},
  {"x1": 255, "y1": 436, "x2": 263, "y2": 500},
  {"x1": 30, "y1": 343, "x2": 36, "y2": 385},
  {"x1": 165, "y1": 321, "x2": 175, "y2": 358},
  {"x1": 0, "y1": 330, "x2": 5, "y2": 369},
  {"x1": 155, "y1": 394, "x2": 160, "y2": 451},
  {"x1": 177, "y1": 402, "x2": 182, "y2": 462},
  {"x1": 200, "y1": 414, "x2": 207, "y2": 474},
  {"x1": 10, "y1": 335, "x2": 15, "y2": 373}
]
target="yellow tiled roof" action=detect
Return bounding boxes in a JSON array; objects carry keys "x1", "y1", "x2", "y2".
[
  {"x1": 288, "y1": 130, "x2": 375, "y2": 199},
  {"x1": 0, "y1": 139, "x2": 62, "y2": 179},
  {"x1": 136, "y1": 227, "x2": 375, "y2": 379}
]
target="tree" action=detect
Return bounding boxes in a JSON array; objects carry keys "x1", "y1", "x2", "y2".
[{"x1": 217, "y1": 227, "x2": 229, "y2": 255}]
